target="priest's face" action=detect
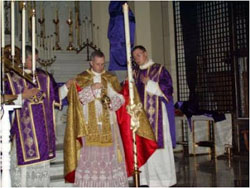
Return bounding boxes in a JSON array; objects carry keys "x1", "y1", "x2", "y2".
[
  {"x1": 132, "y1": 49, "x2": 148, "y2": 66},
  {"x1": 90, "y1": 56, "x2": 105, "y2": 73}
]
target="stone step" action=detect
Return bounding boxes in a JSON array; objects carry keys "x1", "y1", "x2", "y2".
[
  {"x1": 50, "y1": 161, "x2": 64, "y2": 177},
  {"x1": 50, "y1": 175, "x2": 73, "y2": 187},
  {"x1": 52, "y1": 148, "x2": 64, "y2": 163},
  {"x1": 50, "y1": 144, "x2": 66, "y2": 187}
]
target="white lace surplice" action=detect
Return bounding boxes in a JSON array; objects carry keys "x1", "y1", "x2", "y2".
[
  {"x1": 74, "y1": 120, "x2": 128, "y2": 187},
  {"x1": 10, "y1": 142, "x2": 50, "y2": 187}
]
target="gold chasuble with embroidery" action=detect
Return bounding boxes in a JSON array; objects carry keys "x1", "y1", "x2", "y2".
[{"x1": 64, "y1": 70, "x2": 123, "y2": 183}]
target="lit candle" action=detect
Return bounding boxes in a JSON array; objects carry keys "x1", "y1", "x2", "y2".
[
  {"x1": 44, "y1": 37, "x2": 47, "y2": 59},
  {"x1": 92, "y1": 23, "x2": 95, "y2": 44},
  {"x1": 0, "y1": 0, "x2": 4, "y2": 96},
  {"x1": 96, "y1": 26, "x2": 99, "y2": 48},
  {"x1": 123, "y1": 3, "x2": 134, "y2": 102},
  {"x1": 48, "y1": 36, "x2": 50, "y2": 59},
  {"x1": 88, "y1": 20, "x2": 91, "y2": 41},
  {"x1": 46, "y1": 36, "x2": 49, "y2": 59},
  {"x1": 79, "y1": 23, "x2": 82, "y2": 45},
  {"x1": 40, "y1": 44, "x2": 43, "y2": 60},
  {"x1": 50, "y1": 35, "x2": 53, "y2": 58},
  {"x1": 85, "y1": 17, "x2": 88, "y2": 40},
  {"x1": 48, "y1": 36, "x2": 51, "y2": 59},
  {"x1": 32, "y1": 9, "x2": 36, "y2": 81},
  {"x1": 83, "y1": 20, "x2": 86, "y2": 41},
  {"x1": 41, "y1": 6, "x2": 44, "y2": 20},
  {"x1": 69, "y1": 8, "x2": 72, "y2": 20},
  {"x1": 1, "y1": 0, "x2": 5, "y2": 48},
  {"x1": 41, "y1": 38, "x2": 44, "y2": 59},
  {"x1": 22, "y1": 2, "x2": 26, "y2": 70},
  {"x1": 11, "y1": 0, "x2": 15, "y2": 57},
  {"x1": 55, "y1": 8, "x2": 58, "y2": 20}
]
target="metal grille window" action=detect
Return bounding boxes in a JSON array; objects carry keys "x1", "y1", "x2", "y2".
[
  {"x1": 174, "y1": 2, "x2": 190, "y2": 102},
  {"x1": 233, "y1": 2, "x2": 249, "y2": 118},
  {"x1": 174, "y1": 2, "x2": 248, "y2": 113}
]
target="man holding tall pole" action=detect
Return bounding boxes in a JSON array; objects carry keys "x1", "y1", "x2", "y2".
[
  {"x1": 132, "y1": 44, "x2": 177, "y2": 187},
  {"x1": 116, "y1": 3, "x2": 159, "y2": 187},
  {"x1": 118, "y1": 2, "x2": 176, "y2": 187}
]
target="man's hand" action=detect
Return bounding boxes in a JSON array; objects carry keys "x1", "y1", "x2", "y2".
[
  {"x1": 140, "y1": 74, "x2": 149, "y2": 85},
  {"x1": 91, "y1": 83, "x2": 103, "y2": 90},
  {"x1": 22, "y1": 87, "x2": 40, "y2": 99},
  {"x1": 3, "y1": 94, "x2": 17, "y2": 102},
  {"x1": 65, "y1": 78, "x2": 75, "y2": 89}
]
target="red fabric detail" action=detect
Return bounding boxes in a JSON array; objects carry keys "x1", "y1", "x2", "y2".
[
  {"x1": 64, "y1": 138, "x2": 82, "y2": 183},
  {"x1": 76, "y1": 83, "x2": 82, "y2": 92},
  {"x1": 77, "y1": 137, "x2": 83, "y2": 146},
  {"x1": 116, "y1": 81, "x2": 158, "y2": 177},
  {"x1": 65, "y1": 170, "x2": 75, "y2": 183}
]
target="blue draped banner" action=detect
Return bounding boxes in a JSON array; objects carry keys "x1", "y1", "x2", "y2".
[{"x1": 108, "y1": 1, "x2": 135, "y2": 71}]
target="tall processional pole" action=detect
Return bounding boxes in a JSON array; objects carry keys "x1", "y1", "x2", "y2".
[{"x1": 123, "y1": 3, "x2": 142, "y2": 187}]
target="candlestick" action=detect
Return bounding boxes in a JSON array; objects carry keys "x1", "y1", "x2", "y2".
[
  {"x1": 83, "y1": 20, "x2": 86, "y2": 42},
  {"x1": 92, "y1": 23, "x2": 95, "y2": 46},
  {"x1": 32, "y1": 9, "x2": 36, "y2": 82},
  {"x1": 56, "y1": 8, "x2": 58, "y2": 20},
  {"x1": 69, "y1": 8, "x2": 72, "y2": 20},
  {"x1": 123, "y1": 3, "x2": 134, "y2": 101},
  {"x1": 1, "y1": 0, "x2": 5, "y2": 47},
  {"x1": 46, "y1": 36, "x2": 49, "y2": 59},
  {"x1": 53, "y1": 17, "x2": 61, "y2": 50},
  {"x1": 79, "y1": 23, "x2": 82, "y2": 45},
  {"x1": 97, "y1": 26, "x2": 100, "y2": 49},
  {"x1": 66, "y1": 15, "x2": 75, "y2": 51},
  {"x1": 41, "y1": 6, "x2": 44, "y2": 20},
  {"x1": 40, "y1": 39, "x2": 44, "y2": 59},
  {"x1": 22, "y1": 2, "x2": 26, "y2": 71},
  {"x1": 45, "y1": 36, "x2": 48, "y2": 59},
  {"x1": 89, "y1": 20, "x2": 92, "y2": 43},
  {"x1": 11, "y1": 0, "x2": 15, "y2": 57},
  {"x1": 123, "y1": 4, "x2": 141, "y2": 187},
  {"x1": 85, "y1": 17, "x2": 88, "y2": 40},
  {"x1": 1, "y1": 0, "x2": 4, "y2": 97},
  {"x1": 75, "y1": 12, "x2": 80, "y2": 47}
]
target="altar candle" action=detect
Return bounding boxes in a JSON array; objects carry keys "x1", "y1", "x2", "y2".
[
  {"x1": 69, "y1": 8, "x2": 72, "y2": 20},
  {"x1": 1, "y1": 0, "x2": 5, "y2": 48},
  {"x1": 32, "y1": 9, "x2": 36, "y2": 80},
  {"x1": 55, "y1": 8, "x2": 58, "y2": 20},
  {"x1": 11, "y1": 0, "x2": 15, "y2": 57},
  {"x1": 22, "y1": 2, "x2": 26, "y2": 69},
  {"x1": 123, "y1": 3, "x2": 134, "y2": 102}
]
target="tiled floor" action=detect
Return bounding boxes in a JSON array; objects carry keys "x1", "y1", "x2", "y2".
[
  {"x1": 128, "y1": 153, "x2": 249, "y2": 187},
  {"x1": 174, "y1": 152, "x2": 249, "y2": 187}
]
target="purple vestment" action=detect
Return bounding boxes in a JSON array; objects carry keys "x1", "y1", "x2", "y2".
[
  {"x1": 5, "y1": 69, "x2": 60, "y2": 166},
  {"x1": 135, "y1": 63, "x2": 176, "y2": 148}
]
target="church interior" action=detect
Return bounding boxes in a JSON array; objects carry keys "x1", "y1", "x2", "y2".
[{"x1": 0, "y1": 1, "x2": 249, "y2": 187}]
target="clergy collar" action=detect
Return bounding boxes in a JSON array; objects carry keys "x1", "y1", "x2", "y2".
[
  {"x1": 90, "y1": 68, "x2": 105, "y2": 76},
  {"x1": 139, "y1": 59, "x2": 155, "y2": 70}
]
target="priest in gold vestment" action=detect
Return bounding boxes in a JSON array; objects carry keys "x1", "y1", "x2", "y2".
[{"x1": 64, "y1": 50, "x2": 128, "y2": 187}]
